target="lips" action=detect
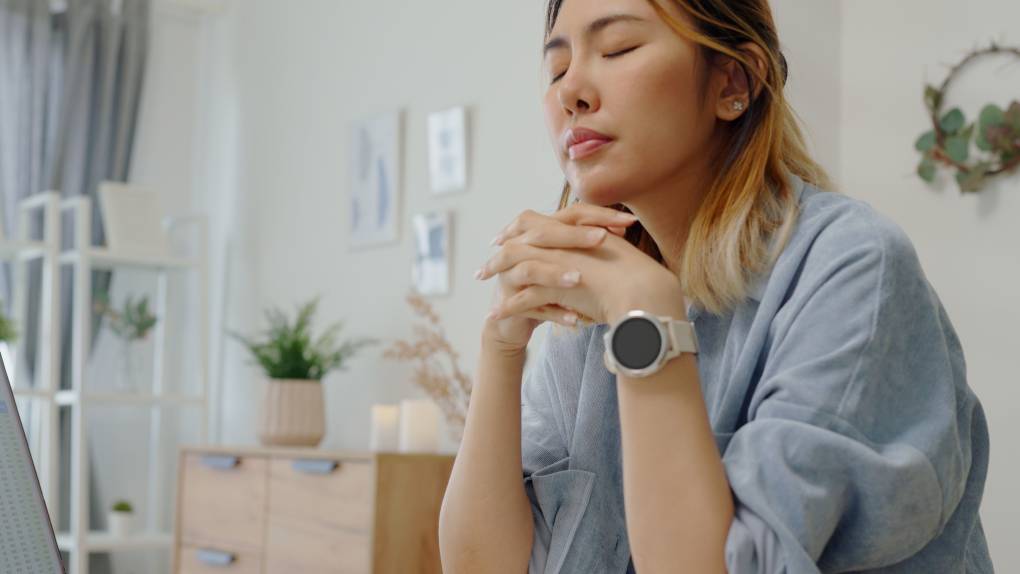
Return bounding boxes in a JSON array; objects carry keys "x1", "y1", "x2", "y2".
[{"x1": 563, "y1": 127, "x2": 614, "y2": 159}]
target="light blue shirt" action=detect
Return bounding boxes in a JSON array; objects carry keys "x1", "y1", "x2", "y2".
[{"x1": 520, "y1": 174, "x2": 993, "y2": 573}]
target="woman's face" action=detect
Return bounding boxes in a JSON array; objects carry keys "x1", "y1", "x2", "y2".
[{"x1": 542, "y1": 0, "x2": 719, "y2": 207}]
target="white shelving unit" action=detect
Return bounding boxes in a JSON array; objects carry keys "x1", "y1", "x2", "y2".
[
  {"x1": 5, "y1": 192, "x2": 61, "y2": 535},
  {"x1": 9, "y1": 192, "x2": 210, "y2": 574}
]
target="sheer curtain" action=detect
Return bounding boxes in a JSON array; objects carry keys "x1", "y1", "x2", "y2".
[{"x1": 0, "y1": 0, "x2": 149, "y2": 571}]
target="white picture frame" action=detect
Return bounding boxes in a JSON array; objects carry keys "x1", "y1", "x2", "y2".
[
  {"x1": 97, "y1": 182, "x2": 170, "y2": 256},
  {"x1": 349, "y1": 110, "x2": 404, "y2": 249},
  {"x1": 427, "y1": 106, "x2": 468, "y2": 195},
  {"x1": 411, "y1": 210, "x2": 452, "y2": 296}
]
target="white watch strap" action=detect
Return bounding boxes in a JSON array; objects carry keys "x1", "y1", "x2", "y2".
[{"x1": 665, "y1": 316, "x2": 699, "y2": 355}]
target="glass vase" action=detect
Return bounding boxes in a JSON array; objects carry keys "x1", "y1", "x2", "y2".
[{"x1": 115, "y1": 337, "x2": 143, "y2": 393}]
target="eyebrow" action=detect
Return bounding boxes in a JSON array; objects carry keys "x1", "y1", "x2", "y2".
[{"x1": 543, "y1": 14, "x2": 646, "y2": 57}]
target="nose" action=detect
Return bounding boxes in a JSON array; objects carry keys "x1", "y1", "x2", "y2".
[{"x1": 556, "y1": 62, "x2": 599, "y2": 116}]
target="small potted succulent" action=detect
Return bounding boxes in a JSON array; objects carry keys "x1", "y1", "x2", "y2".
[
  {"x1": 229, "y1": 296, "x2": 379, "y2": 447},
  {"x1": 108, "y1": 500, "x2": 135, "y2": 537},
  {"x1": 94, "y1": 293, "x2": 158, "y2": 392}
]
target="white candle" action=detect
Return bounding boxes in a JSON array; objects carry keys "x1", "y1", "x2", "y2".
[
  {"x1": 398, "y1": 398, "x2": 440, "y2": 453},
  {"x1": 370, "y1": 404, "x2": 400, "y2": 452}
]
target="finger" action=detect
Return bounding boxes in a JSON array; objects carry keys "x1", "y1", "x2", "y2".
[
  {"x1": 477, "y1": 242, "x2": 545, "y2": 281},
  {"x1": 490, "y1": 209, "x2": 545, "y2": 246},
  {"x1": 557, "y1": 203, "x2": 639, "y2": 230},
  {"x1": 500, "y1": 259, "x2": 581, "y2": 292},
  {"x1": 511, "y1": 223, "x2": 607, "y2": 249},
  {"x1": 520, "y1": 305, "x2": 581, "y2": 328},
  {"x1": 490, "y1": 285, "x2": 567, "y2": 321},
  {"x1": 494, "y1": 205, "x2": 637, "y2": 246}
]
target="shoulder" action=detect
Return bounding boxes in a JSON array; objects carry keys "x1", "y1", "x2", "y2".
[
  {"x1": 799, "y1": 184, "x2": 917, "y2": 259},
  {"x1": 789, "y1": 183, "x2": 924, "y2": 293}
]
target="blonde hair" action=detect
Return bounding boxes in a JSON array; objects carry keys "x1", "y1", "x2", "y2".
[{"x1": 546, "y1": 0, "x2": 834, "y2": 317}]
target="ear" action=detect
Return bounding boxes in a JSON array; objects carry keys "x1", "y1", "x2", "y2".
[{"x1": 713, "y1": 42, "x2": 769, "y2": 122}]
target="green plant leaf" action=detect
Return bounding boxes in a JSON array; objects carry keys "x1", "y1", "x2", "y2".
[
  {"x1": 940, "y1": 108, "x2": 965, "y2": 134},
  {"x1": 924, "y1": 85, "x2": 942, "y2": 114},
  {"x1": 960, "y1": 123, "x2": 975, "y2": 142},
  {"x1": 978, "y1": 104, "x2": 1004, "y2": 129},
  {"x1": 987, "y1": 125, "x2": 1014, "y2": 152},
  {"x1": 1005, "y1": 101, "x2": 1020, "y2": 131},
  {"x1": 917, "y1": 158, "x2": 936, "y2": 183},
  {"x1": 0, "y1": 307, "x2": 17, "y2": 343},
  {"x1": 955, "y1": 169, "x2": 985, "y2": 193},
  {"x1": 976, "y1": 126, "x2": 993, "y2": 151},
  {"x1": 945, "y1": 136, "x2": 969, "y2": 163},
  {"x1": 229, "y1": 296, "x2": 378, "y2": 381},
  {"x1": 914, "y1": 130, "x2": 936, "y2": 152}
]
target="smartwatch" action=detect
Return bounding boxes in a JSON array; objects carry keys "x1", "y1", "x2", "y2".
[{"x1": 602, "y1": 309, "x2": 698, "y2": 378}]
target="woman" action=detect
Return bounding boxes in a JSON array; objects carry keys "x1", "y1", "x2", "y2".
[{"x1": 438, "y1": 0, "x2": 993, "y2": 572}]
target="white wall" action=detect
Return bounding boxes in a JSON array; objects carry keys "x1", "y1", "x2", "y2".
[{"x1": 840, "y1": 2, "x2": 1020, "y2": 569}]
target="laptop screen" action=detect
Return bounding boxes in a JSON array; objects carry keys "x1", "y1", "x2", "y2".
[{"x1": 0, "y1": 362, "x2": 64, "y2": 573}]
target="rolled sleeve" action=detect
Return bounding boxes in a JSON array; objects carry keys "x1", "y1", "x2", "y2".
[
  {"x1": 723, "y1": 209, "x2": 973, "y2": 572},
  {"x1": 521, "y1": 325, "x2": 592, "y2": 574},
  {"x1": 521, "y1": 327, "x2": 571, "y2": 479}
]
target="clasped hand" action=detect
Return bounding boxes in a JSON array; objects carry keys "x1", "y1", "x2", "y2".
[{"x1": 475, "y1": 203, "x2": 685, "y2": 334}]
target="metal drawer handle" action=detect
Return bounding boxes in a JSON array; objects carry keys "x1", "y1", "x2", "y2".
[
  {"x1": 200, "y1": 455, "x2": 240, "y2": 470},
  {"x1": 196, "y1": 548, "x2": 236, "y2": 567},
  {"x1": 292, "y1": 459, "x2": 339, "y2": 475}
]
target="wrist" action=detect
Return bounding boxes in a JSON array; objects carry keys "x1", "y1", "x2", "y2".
[
  {"x1": 480, "y1": 333, "x2": 528, "y2": 362},
  {"x1": 610, "y1": 269, "x2": 685, "y2": 325},
  {"x1": 609, "y1": 288, "x2": 686, "y2": 326}
]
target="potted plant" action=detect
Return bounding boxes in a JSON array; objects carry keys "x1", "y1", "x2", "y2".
[
  {"x1": 0, "y1": 303, "x2": 18, "y2": 381},
  {"x1": 108, "y1": 500, "x2": 134, "y2": 537},
  {"x1": 0, "y1": 304, "x2": 17, "y2": 343},
  {"x1": 94, "y1": 293, "x2": 158, "y2": 392},
  {"x1": 229, "y1": 296, "x2": 379, "y2": 447}
]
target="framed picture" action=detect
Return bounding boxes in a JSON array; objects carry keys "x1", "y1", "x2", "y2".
[
  {"x1": 427, "y1": 106, "x2": 468, "y2": 195},
  {"x1": 350, "y1": 110, "x2": 403, "y2": 249},
  {"x1": 97, "y1": 182, "x2": 170, "y2": 256},
  {"x1": 411, "y1": 210, "x2": 452, "y2": 296}
]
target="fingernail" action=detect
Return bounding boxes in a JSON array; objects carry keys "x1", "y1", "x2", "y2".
[
  {"x1": 561, "y1": 270, "x2": 581, "y2": 286},
  {"x1": 615, "y1": 212, "x2": 638, "y2": 220},
  {"x1": 489, "y1": 234, "x2": 502, "y2": 246},
  {"x1": 474, "y1": 268, "x2": 485, "y2": 280},
  {"x1": 587, "y1": 228, "x2": 607, "y2": 242},
  {"x1": 563, "y1": 312, "x2": 578, "y2": 325}
]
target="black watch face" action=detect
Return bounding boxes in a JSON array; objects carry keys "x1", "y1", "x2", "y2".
[{"x1": 612, "y1": 317, "x2": 663, "y2": 370}]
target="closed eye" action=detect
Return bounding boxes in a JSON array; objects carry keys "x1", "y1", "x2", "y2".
[
  {"x1": 549, "y1": 46, "x2": 641, "y2": 85},
  {"x1": 606, "y1": 46, "x2": 639, "y2": 58}
]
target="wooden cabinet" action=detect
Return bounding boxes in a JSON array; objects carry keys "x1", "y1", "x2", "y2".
[{"x1": 172, "y1": 446, "x2": 455, "y2": 574}]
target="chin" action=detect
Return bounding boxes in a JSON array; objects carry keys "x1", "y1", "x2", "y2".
[{"x1": 568, "y1": 174, "x2": 634, "y2": 207}]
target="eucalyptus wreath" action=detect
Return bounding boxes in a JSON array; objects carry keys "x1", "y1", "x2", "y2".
[{"x1": 915, "y1": 43, "x2": 1020, "y2": 193}]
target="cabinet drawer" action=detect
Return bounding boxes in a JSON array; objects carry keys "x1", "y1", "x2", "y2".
[
  {"x1": 264, "y1": 458, "x2": 374, "y2": 572},
  {"x1": 178, "y1": 545, "x2": 262, "y2": 574},
  {"x1": 179, "y1": 453, "x2": 268, "y2": 551},
  {"x1": 265, "y1": 525, "x2": 371, "y2": 573}
]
